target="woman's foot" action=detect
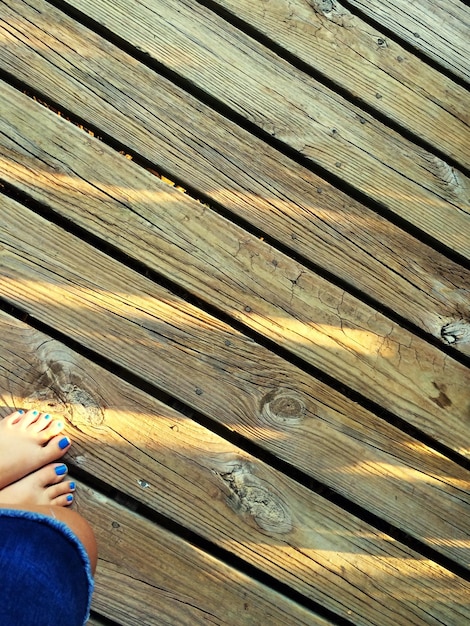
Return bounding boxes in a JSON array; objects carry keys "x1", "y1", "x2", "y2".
[
  {"x1": 0, "y1": 463, "x2": 75, "y2": 507},
  {"x1": 0, "y1": 409, "x2": 71, "y2": 489}
]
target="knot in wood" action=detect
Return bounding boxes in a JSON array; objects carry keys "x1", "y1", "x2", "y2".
[
  {"x1": 430, "y1": 382, "x2": 452, "y2": 409},
  {"x1": 24, "y1": 357, "x2": 104, "y2": 427},
  {"x1": 307, "y1": 0, "x2": 351, "y2": 25},
  {"x1": 309, "y1": 0, "x2": 334, "y2": 13},
  {"x1": 218, "y1": 463, "x2": 292, "y2": 534},
  {"x1": 62, "y1": 384, "x2": 105, "y2": 426},
  {"x1": 260, "y1": 389, "x2": 307, "y2": 426},
  {"x1": 441, "y1": 320, "x2": 470, "y2": 345}
]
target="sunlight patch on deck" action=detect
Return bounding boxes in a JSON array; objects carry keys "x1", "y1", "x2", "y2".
[{"x1": 0, "y1": 277, "x2": 397, "y2": 359}]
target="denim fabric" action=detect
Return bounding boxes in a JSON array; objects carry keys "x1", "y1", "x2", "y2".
[{"x1": 0, "y1": 509, "x2": 94, "y2": 626}]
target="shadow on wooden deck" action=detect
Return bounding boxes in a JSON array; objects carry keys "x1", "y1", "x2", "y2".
[{"x1": 0, "y1": 0, "x2": 469, "y2": 624}]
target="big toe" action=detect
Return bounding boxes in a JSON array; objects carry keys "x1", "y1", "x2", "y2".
[
  {"x1": 30, "y1": 462, "x2": 70, "y2": 489},
  {"x1": 42, "y1": 434, "x2": 72, "y2": 461}
]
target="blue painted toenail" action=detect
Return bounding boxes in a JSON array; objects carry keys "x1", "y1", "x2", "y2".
[
  {"x1": 55, "y1": 464, "x2": 67, "y2": 476},
  {"x1": 66, "y1": 495, "x2": 73, "y2": 503},
  {"x1": 58, "y1": 437, "x2": 70, "y2": 450},
  {"x1": 69, "y1": 482, "x2": 76, "y2": 490},
  {"x1": 31, "y1": 410, "x2": 38, "y2": 416},
  {"x1": 44, "y1": 414, "x2": 51, "y2": 420},
  {"x1": 17, "y1": 409, "x2": 24, "y2": 414}
]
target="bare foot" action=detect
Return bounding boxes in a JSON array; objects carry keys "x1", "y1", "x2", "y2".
[
  {"x1": 0, "y1": 409, "x2": 71, "y2": 489},
  {"x1": 0, "y1": 463, "x2": 75, "y2": 507}
]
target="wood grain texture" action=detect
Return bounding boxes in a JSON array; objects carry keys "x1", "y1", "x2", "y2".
[
  {"x1": 1, "y1": 0, "x2": 469, "y2": 258},
  {"x1": 1, "y1": 10, "x2": 469, "y2": 357},
  {"x1": 347, "y1": 0, "x2": 470, "y2": 84},
  {"x1": 208, "y1": 0, "x2": 469, "y2": 167},
  {"x1": 62, "y1": 0, "x2": 470, "y2": 252},
  {"x1": 1, "y1": 199, "x2": 470, "y2": 571},
  {"x1": 75, "y1": 487, "x2": 328, "y2": 626},
  {"x1": 2, "y1": 1, "x2": 469, "y2": 623},
  {"x1": 1, "y1": 312, "x2": 469, "y2": 626},
  {"x1": 1, "y1": 97, "x2": 469, "y2": 456}
]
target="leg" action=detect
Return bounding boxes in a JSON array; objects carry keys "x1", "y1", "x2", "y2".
[
  {"x1": 0, "y1": 502, "x2": 97, "y2": 575},
  {"x1": 0, "y1": 505, "x2": 95, "y2": 626},
  {"x1": 0, "y1": 463, "x2": 97, "y2": 574}
]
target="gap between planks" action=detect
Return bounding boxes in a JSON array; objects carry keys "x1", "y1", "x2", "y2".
[
  {"x1": 1, "y1": 93, "x2": 469, "y2": 460},
  {"x1": 1, "y1": 312, "x2": 470, "y2": 625},
  {"x1": 1, "y1": 4, "x2": 469, "y2": 350},
  {"x1": 1, "y1": 199, "x2": 470, "y2": 571},
  {"x1": 52, "y1": 0, "x2": 470, "y2": 253}
]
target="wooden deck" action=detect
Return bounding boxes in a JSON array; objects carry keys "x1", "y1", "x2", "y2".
[{"x1": 0, "y1": 0, "x2": 469, "y2": 624}]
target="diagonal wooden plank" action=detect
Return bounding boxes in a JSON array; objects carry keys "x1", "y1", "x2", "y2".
[
  {"x1": 1, "y1": 312, "x2": 469, "y2": 626},
  {"x1": 0, "y1": 14, "x2": 469, "y2": 359},
  {"x1": 73, "y1": 487, "x2": 330, "y2": 626},
  {"x1": 202, "y1": 0, "x2": 469, "y2": 167},
  {"x1": 57, "y1": 0, "x2": 470, "y2": 254},
  {"x1": 347, "y1": 0, "x2": 470, "y2": 84},
  {"x1": 1, "y1": 0, "x2": 469, "y2": 258},
  {"x1": 1, "y1": 196, "x2": 470, "y2": 572},
  {"x1": 1, "y1": 94, "x2": 469, "y2": 457}
]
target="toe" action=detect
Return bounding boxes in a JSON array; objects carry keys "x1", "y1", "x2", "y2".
[
  {"x1": 4, "y1": 409, "x2": 27, "y2": 426},
  {"x1": 19, "y1": 409, "x2": 42, "y2": 429},
  {"x1": 41, "y1": 434, "x2": 72, "y2": 460},
  {"x1": 49, "y1": 481, "x2": 75, "y2": 507},
  {"x1": 32, "y1": 463, "x2": 69, "y2": 488},
  {"x1": 37, "y1": 418, "x2": 66, "y2": 443},
  {"x1": 31, "y1": 412, "x2": 54, "y2": 433},
  {"x1": 52, "y1": 463, "x2": 69, "y2": 481},
  {"x1": 55, "y1": 493, "x2": 74, "y2": 507}
]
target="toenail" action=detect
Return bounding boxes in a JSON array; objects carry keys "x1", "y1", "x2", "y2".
[
  {"x1": 69, "y1": 482, "x2": 76, "y2": 490},
  {"x1": 44, "y1": 414, "x2": 51, "y2": 420},
  {"x1": 17, "y1": 409, "x2": 24, "y2": 414},
  {"x1": 58, "y1": 437, "x2": 70, "y2": 450},
  {"x1": 31, "y1": 410, "x2": 38, "y2": 416},
  {"x1": 66, "y1": 495, "x2": 74, "y2": 503},
  {"x1": 55, "y1": 464, "x2": 67, "y2": 476}
]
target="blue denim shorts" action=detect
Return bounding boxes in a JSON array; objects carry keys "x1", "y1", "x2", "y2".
[{"x1": 0, "y1": 509, "x2": 94, "y2": 626}]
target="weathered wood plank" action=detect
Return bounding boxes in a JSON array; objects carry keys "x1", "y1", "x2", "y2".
[
  {"x1": 1, "y1": 312, "x2": 469, "y2": 626},
  {"x1": 74, "y1": 486, "x2": 329, "y2": 626},
  {"x1": 206, "y1": 0, "x2": 469, "y2": 167},
  {"x1": 1, "y1": 96, "x2": 469, "y2": 456},
  {"x1": 61, "y1": 0, "x2": 470, "y2": 251},
  {"x1": 1, "y1": 0, "x2": 469, "y2": 258},
  {"x1": 1, "y1": 197, "x2": 470, "y2": 572},
  {"x1": 347, "y1": 0, "x2": 470, "y2": 84},
  {"x1": 1, "y1": 17, "x2": 469, "y2": 360}
]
